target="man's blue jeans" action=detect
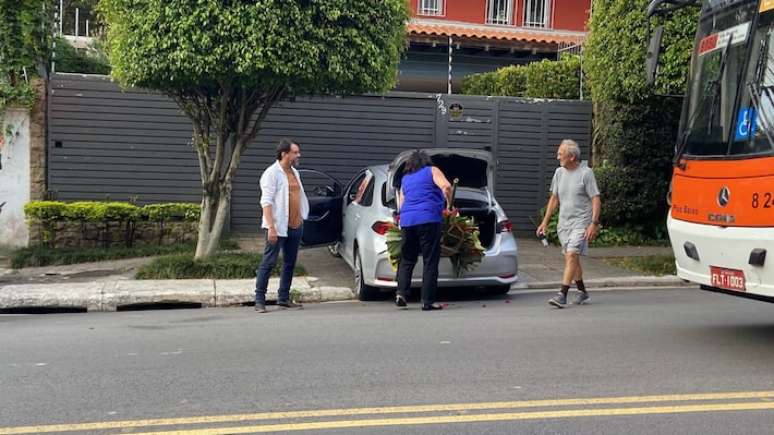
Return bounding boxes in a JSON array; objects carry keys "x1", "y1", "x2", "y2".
[{"x1": 255, "y1": 226, "x2": 302, "y2": 305}]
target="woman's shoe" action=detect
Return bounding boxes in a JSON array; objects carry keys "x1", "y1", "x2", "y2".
[{"x1": 421, "y1": 303, "x2": 443, "y2": 311}]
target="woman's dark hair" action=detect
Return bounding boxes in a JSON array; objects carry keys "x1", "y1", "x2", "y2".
[
  {"x1": 275, "y1": 138, "x2": 298, "y2": 161},
  {"x1": 404, "y1": 150, "x2": 432, "y2": 174}
]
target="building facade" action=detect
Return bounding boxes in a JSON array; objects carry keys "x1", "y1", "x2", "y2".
[{"x1": 397, "y1": 0, "x2": 591, "y2": 92}]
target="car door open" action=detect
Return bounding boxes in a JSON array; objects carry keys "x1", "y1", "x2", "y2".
[{"x1": 298, "y1": 169, "x2": 343, "y2": 247}]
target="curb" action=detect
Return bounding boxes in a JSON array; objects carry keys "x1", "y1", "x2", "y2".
[
  {"x1": 511, "y1": 275, "x2": 691, "y2": 290},
  {"x1": 0, "y1": 277, "x2": 355, "y2": 313},
  {"x1": 0, "y1": 275, "x2": 687, "y2": 313}
]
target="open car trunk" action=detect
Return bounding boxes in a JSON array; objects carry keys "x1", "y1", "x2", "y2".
[
  {"x1": 453, "y1": 195, "x2": 496, "y2": 250},
  {"x1": 387, "y1": 149, "x2": 497, "y2": 250}
]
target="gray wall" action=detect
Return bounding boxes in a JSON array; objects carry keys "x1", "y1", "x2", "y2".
[{"x1": 48, "y1": 73, "x2": 591, "y2": 235}]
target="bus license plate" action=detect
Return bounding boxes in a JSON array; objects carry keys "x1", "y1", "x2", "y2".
[{"x1": 710, "y1": 266, "x2": 746, "y2": 291}]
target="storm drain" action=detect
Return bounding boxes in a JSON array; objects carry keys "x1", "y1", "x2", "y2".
[
  {"x1": 116, "y1": 302, "x2": 203, "y2": 311},
  {"x1": 0, "y1": 306, "x2": 88, "y2": 314}
]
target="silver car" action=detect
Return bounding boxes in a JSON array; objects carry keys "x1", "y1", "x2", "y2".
[{"x1": 300, "y1": 149, "x2": 519, "y2": 300}]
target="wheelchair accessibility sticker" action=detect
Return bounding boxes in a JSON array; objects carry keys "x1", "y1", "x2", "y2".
[{"x1": 735, "y1": 107, "x2": 757, "y2": 141}]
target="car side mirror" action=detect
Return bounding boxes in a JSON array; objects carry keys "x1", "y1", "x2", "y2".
[{"x1": 646, "y1": 25, "x2": 664, "y2": 87}]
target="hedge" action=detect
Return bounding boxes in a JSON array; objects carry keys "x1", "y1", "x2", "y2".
[
  {"x1": 461, "y1": 55, "x2": 582, "y2": 99},
  {"x1": 584, "y1": 0, "x2": 698, "y2": 104},
  {"x1": 593, "y1": 97, "x2": 682, "y2": 227},
  {"x1": 24, "y1": 201, "x2": 201, "y2": 249},
  {"x1": 24, "y1": 201, "x2": 200, "y2": 223}
]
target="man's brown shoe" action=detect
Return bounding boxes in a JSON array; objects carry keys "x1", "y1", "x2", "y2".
[
  {"x1": 255, "y1": 304, "x2": 269, "y2": 313},
  {"x1": 277, "y1": 301, "x2": 303, "y2": 309}
]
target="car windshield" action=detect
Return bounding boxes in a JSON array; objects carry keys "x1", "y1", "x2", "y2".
[{"x1": 681, "y1": 1, "x2": 756, "y2": 156}]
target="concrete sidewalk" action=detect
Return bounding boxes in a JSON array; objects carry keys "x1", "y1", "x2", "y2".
[{"x1": 0, "y1": 238, "x2": 688, "y2": 312}]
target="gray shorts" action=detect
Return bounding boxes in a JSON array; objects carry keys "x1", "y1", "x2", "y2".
[{"x1": 557, "y1": 228, "x2": 588, "y2": 255}]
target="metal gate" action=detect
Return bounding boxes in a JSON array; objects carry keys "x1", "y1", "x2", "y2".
[{"x1": 48, "y1": 73, "x2": 591, "y2": 235}]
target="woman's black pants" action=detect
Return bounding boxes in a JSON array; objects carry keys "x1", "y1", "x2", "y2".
[{"x1": 396, "y1": 222, "x2": 442, "y2": 306}]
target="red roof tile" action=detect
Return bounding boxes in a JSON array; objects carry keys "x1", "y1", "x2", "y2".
[{"x1": 407, "y1": 19, "x2": 586, "y2": 45}]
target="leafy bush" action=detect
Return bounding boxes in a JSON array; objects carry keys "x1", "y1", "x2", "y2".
[
  {"x1": 494, "y1": 65, "x2": 527, "y2": 96},
  {"x1": 24, "y1": 201, "x2": 68, "y2": 221},
  {"x1": 593, "y1": 98, "x2": 681, "y2": 226},
  {"x1": 54, "y1": 37, "x2": 110, "y2": 75},
  {"x1": 135, "y1": 253, "x2": 305, "y2": 280},
  {"x1": 0, "y1": 0, "x2": 53, "y2": 111},
  {"x1": 461, "y1": 55, "x2": 581, "y2": 99},
  {"x1": 539, "y1": 205, "x2": 668, "y2": 247},
  {"x1": 523, "y1": 55, "x2": 582, "y2": 99},
  {"x1": 461, "y1": 71, "x2": 497, "y2": 96},
  {"x1": 584, "y1": 0, "x2": 698, "y2": 104},
  {"x1": 25, "y1": 201, "x2": 200, "y2": 223},
  {"x1": 142, "y1": 203, "x2": 201, "y2": 222}
]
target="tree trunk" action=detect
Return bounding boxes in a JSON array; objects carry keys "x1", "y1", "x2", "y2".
[{"x1": 194, "y1": 185, "x2": 231, "y2": 260}]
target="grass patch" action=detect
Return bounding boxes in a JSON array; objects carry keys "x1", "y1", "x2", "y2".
[
  {"x1": 10, "y1": 239, "x2": 240, "y2": 269},
  {"x1": 135, "y1": 252, "x2": 306, "y2": 280},
  {"x1": 603, "y1": 255, "x2": 677, "y2": 276}
]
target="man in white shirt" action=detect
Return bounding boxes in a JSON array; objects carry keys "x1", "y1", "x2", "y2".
[{"x1": 255, "y1": 139, "x2": 310, "y2": 313}]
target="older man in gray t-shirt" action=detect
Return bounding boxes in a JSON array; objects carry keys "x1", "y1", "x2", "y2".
[{"x1": 537, "y1": 139, "x2": 602, "y2": 308}]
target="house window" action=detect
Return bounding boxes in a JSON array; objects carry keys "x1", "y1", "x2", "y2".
[
  {"x1": 418, "y1": 0, "x2": 444, "y2": 16},
  {"x1": 486, "y1": 0, "x2": 514, "y2": 25},
  {"x1": 524, "y1": 0, "x2": 551, "y2": 28}
]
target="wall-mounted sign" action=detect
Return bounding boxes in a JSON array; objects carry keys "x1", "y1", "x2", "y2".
[{"x1": 449, "y1": 102, "x2": 464, "y2": 121}]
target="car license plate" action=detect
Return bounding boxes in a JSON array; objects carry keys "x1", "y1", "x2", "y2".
[{"x1": 710, "y1": 266, "x2": 746, "y2": 291}]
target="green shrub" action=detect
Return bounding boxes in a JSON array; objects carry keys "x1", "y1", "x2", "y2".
[
  {"x1": 593, "y1": 98, "x2": 681, "y2": 226},
  {"x1": 539, "y1": 205, "x2": 668, "y2": 247},
  {"x1": 54, "y1": 36, "x2": 110, "y2": 75},
  {"x1": 25, "y1": 201, "x2": 200, "y2": 223},
  {"x1": 135, "y1": 253, "x2": 306, "y2": 280},
  {"x1": 584, "y1": 0, "x2": 698, "y2": 104},
  {"x1": 494, "y1": 65, "x2": 526, "y2": 96},
  {"x1": 462, "y1": 55, "x2": 581, "y2": 99},
  {"x1": 142, "y1": 203, "x2": 201, "y2": 222},
  {"x1": 24, "y1": 201, "x2": 68, "y2": 221},
  {"x1": 523, "y1": 55, "x2": 581, "y2": 100},
  {"x1": 461, "y1": 71, "x2": 498, "y2": 96}
]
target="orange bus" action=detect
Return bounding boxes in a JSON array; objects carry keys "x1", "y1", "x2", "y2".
[{"x1": 648, "y1": 0, "x2": 774, "y2": 302}]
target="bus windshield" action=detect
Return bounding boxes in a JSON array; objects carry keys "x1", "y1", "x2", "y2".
[
  {"x1": 680, "y1": 1, "x2": 757, "y2": 157},
  {"x1": 730, "y1": 8, "x2": 774, "y2": 156}
]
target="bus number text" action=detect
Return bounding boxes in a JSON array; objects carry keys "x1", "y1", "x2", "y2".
[{"x1": 752, "y1": 193, "x2": 772, "y2": 209}]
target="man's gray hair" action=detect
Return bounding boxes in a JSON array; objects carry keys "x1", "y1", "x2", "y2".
[{"x1": 561, "y1": 139, "x2": 581, "y2": 161}]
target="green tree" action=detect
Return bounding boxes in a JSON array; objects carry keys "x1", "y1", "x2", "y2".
[
  {"x1": 584, "y1": 0, "x2": 698, "y2": 103},
  {"x1": 100, "y1": 0, "x2": 409, "y2": 259},
  {"x1": 0, "y1": 0, "x2": 54, "y2": 111},
  {"x1": 583, "y1": 0, "x2": 699, "y2": 228}
]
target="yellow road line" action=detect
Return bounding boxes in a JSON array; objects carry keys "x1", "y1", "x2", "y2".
[
  {"x1": 125, "y1": 402, "x2": 774, "y2": 435},
  {"x1": 1, "y1": 391, "x2": 774, "y2": 434}
]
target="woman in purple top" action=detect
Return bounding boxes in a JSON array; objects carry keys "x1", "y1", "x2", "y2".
[{"x1": 395, "y1": 150, "x2": 452, "y2": 311}]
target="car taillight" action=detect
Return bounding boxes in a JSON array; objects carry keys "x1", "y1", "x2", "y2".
[
  {"x1": 371, "y1": 221, "x2": 394, "y2": 235},
  {"x1": 496, "y1": 219, "x2": 512, "y2": 233}
]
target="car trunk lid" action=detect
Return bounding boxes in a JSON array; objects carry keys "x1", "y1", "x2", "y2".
[{"x1": 385, "y1": 148, "x2": 495, "y2": 207}]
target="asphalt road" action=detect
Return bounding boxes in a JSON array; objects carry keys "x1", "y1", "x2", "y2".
[{"x1": 2, "y1": 287, "x2": 774, "y2": 434}]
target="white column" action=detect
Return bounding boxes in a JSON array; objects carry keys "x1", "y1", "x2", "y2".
[{"x1": 0, "y1": 109, "x2": 32, "y2": 248}]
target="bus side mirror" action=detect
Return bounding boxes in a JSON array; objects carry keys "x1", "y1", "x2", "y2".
[{"x1": 646, "y1": 25, "x2": 664, "y2": 87}]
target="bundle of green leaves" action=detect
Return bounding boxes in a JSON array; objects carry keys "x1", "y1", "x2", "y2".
[{"x1": 386, "y1": 209, "x2": 485, "y2": 279}]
